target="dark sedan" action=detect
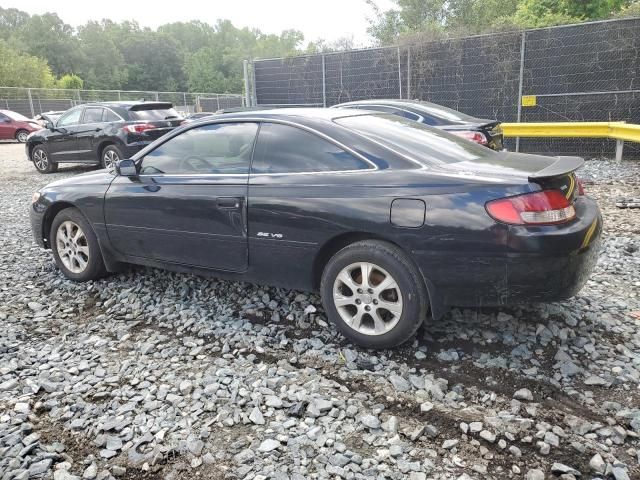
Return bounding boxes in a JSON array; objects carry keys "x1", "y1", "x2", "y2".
[
  {"x1": 30, "y1": 109, "x2": 601, "y2": 349},
  {"x1": 332, "y1": 99, "x2": 504, "y2": 150},
  {"x1": 26, "y1": 101, "x2": 183, "y2": 173}
]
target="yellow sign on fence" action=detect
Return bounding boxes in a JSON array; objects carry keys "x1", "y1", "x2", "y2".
[{"x1": 521, "y1": 95, "x2": 537, "y2": 107}]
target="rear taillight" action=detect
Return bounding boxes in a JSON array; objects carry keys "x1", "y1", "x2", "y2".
[
  {"x1": 486, "y1": 190, "x2": 576, "y2": 225},
  {"x1": 450, "y1": 130, "x2": 488, "y2": 145},
  {"x1": 122, "y1": 123, "x2": 155, "y2": 133}
]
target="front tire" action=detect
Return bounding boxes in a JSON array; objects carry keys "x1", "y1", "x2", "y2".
[
  {"x1": 50, "y1": 208, "x2": 106, "y2": 281},
  {"x1": 101, "y1": 145, "x2": 122, "y2": 170},
  {"x1": 320, "y1": 240, "x2": 428, "y2": 349},
  {"x1": 15, "y1": 130, "x2": 29, "y2": 143},
  {"x1": 31, "y1": 146, "x2": 57, "y2": 174}
]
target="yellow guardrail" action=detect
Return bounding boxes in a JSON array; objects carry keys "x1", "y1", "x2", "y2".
[{"x1": 501, "y1": 121, "x2": 640, "y2": 143}]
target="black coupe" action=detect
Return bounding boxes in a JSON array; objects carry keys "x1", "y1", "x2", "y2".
[{"x1": 30, "y1": 109, "x2": 601, "y2": 348}]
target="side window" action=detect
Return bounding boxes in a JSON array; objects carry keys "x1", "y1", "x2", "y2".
[
  {"x1": 398, "y1": 109, "x2": 421, "y2": 122},
  {"x1": 0, "y1": 113, "x2": 9, "y2": 122},
  {"x1": 103, "y1": 109, "x2": 121, "y2": 122},
  {"x1": 251, "y1": 123, "x2": 371, "y2": 174},
  {"x1": 364, "y1": 105, "x2": 399, "y2": 115},
  {"x1": 140, "y1": 122, "x2": 258, "y2": 175},
  {"x1": 83, "y1": 107, "x2": 104, "y2": 124},
  {"x1": 418, "y1": 114, "x2": 440, "y2": 126},
  {"x1": 57, "y1": 108, "x2": 82, "y2": 127}
]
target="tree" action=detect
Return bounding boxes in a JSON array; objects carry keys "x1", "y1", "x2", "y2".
[
  {"x1": 9, "y1": 12, "x2": 81, "y2": 76},
  {"x1": 120, "y1": 30, "x2": 187, "y2": 91},
  {"x1": 76, "y1": 21, "x2": 128, "y2": 90},
  {"x1": 367, "y1": 0, "x2": 633, "y2": 43},
  {"x1": 57, "y1": 73, "x2": 83, "y2": 89},
  {"x1": 0, "y1": 39, "x2": 55, "y2": 87},
  {"x1": 158, "y1": 21, "x2": 215, "y2": 54},
  {"x1": 513, "y1": 0, "x2": 628, "y2": 28},
  {"x1": 0, "y1": 7, "x2": 29, "y2": 40},
  {"x1": 184, "y1": 20, "x2": 303, "y2": 94}
]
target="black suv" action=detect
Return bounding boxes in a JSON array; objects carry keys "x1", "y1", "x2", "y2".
[{"x1": 26, "y1": 101, "x2": 184, "y2": 173}]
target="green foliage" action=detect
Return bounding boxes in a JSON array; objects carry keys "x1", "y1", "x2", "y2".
[
  {"x1": 0, "y1": 38, "x2": 55, "y2": 87},
  {"x1": 184, "y1": 20, "x2": 303, "y2": 93},
  {"x1": 9, "y1": 12, "x2": 82, "y2": 76},
  {"x1": 57, "y1": 73, "x2": 83, "y2": 89},
  {"x1": 368, "y1": 0, "x2": 635, "y2": 43},
  {"x1": 616, "y1": 0, "x2": 640, "y2": 16},
  {"x1": 0, "y1": 8, "x2": 304, "y2": 93}
]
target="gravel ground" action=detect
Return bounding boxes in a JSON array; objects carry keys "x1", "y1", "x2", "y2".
[{"x1": 1, "y1": 143, "x2": 639, "y2": 480}]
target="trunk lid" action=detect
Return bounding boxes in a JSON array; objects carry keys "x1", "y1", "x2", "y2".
[{"x1": 442, "y1": 152, "x2": 583, "y2": 201}]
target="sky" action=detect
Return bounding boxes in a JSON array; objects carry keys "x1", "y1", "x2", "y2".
[{"x1": 1, "y1": 0, "x2": 396, "y2": 46}]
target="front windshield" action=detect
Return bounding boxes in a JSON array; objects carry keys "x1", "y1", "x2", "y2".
[
  {"x1": 4, "y1": 110, "x2": 31, "y2": 122},
  {"x1": 335, "y1": 113, "x2": 496, "y2": 165}
]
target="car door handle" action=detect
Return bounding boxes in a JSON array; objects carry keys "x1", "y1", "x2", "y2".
[{"x1": 216, "y1": 197, "x2": 241, "y2": 209}]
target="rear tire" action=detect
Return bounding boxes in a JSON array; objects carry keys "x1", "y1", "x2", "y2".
[
  {"x1": 50, "y1": 208, "x2": 106, "y2": 282},
  {"x1": 15, "y1": 130, "x2": 29, "y2": 143},
  {"x1": 101, "y1": 145, "x2": 122, "y2": 170},
  {"x1": 320, "y1": 240, "x2": 428, "y2": 349},
  {"x1": 31, "y1": 146, "x2": 57, "y2": 174}
]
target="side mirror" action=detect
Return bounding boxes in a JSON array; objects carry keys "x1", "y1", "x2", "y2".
[
  {"x1": 115, "y1": 159, "x2": 138, "y2": 176},
  {"x1": 45, "y1": 121, "x2": 55, "y2": 130}
]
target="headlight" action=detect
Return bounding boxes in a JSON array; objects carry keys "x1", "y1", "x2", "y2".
[{"x1": 31, "y1": 192, "x2": 41, "y2": 203}]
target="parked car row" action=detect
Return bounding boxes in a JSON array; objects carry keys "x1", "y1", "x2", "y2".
[{"x1": 28, "y1": 104, "x2": 601, "y2": 348}]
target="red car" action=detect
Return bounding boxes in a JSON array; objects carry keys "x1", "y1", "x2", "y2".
[{"x1": 0, "y1": 109, "x2": 41, "y2": 143}]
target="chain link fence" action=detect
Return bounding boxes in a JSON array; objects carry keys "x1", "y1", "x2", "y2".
[
  {"x1": 250, "y1": 17, "x2": 640, "y2": 160},
  {"x1": 0, "y1": 87, "x2": 244, "y2": 119}
]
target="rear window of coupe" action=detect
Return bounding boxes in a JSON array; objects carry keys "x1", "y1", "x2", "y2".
[{"x1": 335, "y1": 114, "x2": 495, "y2": 165}]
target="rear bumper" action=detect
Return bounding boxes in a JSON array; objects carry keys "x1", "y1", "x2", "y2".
[{"x1": 415, "y1": 196, "x2": 602, "y2": 307}]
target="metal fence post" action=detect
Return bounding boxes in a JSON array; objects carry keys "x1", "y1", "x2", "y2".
[
  {"x1": 26, "y1": 88, "x2": 35, "y2": 117},
  {"x1": 397, "y1": 46, "x2": 403, "y2": 99},
  {"x1": 216, "y1": 94, "x2": 220, "y2": 111},
  {"x1": 183, "y1": 92, "x2": 187, "y2": 112},
  {"x1": 154, "y1": 92, "x2": 159, "y2": 101},
  {"x1": 118, "y1": 91, "x2": 121, "y2": 101},
  {"x1": 321, "y1": 54, "x2": 327, "y2": 107},
  {"x1": 515, "y1": 31, "x2": 527, "y2": 152},
  {"x1": 615, "y1": 139, "x2": 624, "y2": 161},
  {"x1": 406, "y1": 46, "x2": 411, "y2": 100},
  {"x1": 251, "y1": 61, "x2": 257, "y2": 107},
  {"x1": 243, "y1": 60, "x2": 251, "y2": 107}
]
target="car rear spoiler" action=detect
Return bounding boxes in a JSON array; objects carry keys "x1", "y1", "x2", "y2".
[
  {"x1": 128, "y1": 102, "x2": 173, "y2": 111},
  {"x1": 528, "y1": 156, "x2": 584, "y2": 180}
]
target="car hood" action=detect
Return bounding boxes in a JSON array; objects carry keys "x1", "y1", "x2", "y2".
[
  {"x1": 43, "y1": 170, "x2": 115, "y2": 189},
  {"x1": 437, "y1": 152, "x2": 581, "y2": 181}
]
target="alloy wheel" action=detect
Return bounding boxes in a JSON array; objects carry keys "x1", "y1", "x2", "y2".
[
  {"x1": 33, "y1": 149, "x2": 48, "y2": 171},
  {"x1": 333, "y1": 262, "x2": 404, "y2": 336},
  {"x1": 103, "y1": 149, "x2": 119, "y2": 169},
  {"x1": 17, "y1": 131, "x2": 28, "y2": 143},
  {"x1": 56, "y1": 221, "x2": 90, "y2": 274}
]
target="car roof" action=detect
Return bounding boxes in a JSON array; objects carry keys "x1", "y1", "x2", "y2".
[
  {"x1": 75, "y1": 101, "x2": 174, "y2": 110},
  {"x1": 334, "y1": 99, "x2": 491, "y2": 124},
  {"x1": 214, "y1": 107, "x2": 368, "y2": 122}
]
